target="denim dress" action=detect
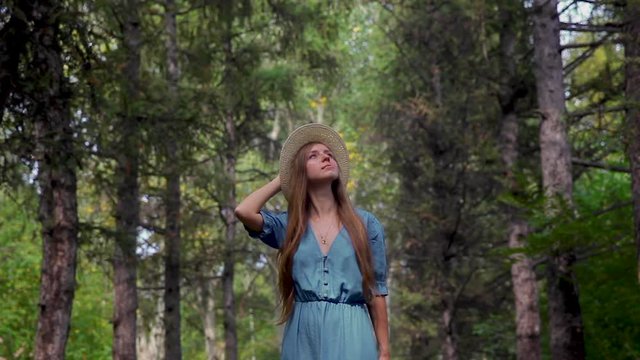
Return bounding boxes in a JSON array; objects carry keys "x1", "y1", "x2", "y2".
[{"x1": 246, "y1": 208, "x2": 388, "y2": 360}]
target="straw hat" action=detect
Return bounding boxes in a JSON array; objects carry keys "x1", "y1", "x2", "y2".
[{"x1": 279, "y1": 123, "x2": 349, "y2": 201}]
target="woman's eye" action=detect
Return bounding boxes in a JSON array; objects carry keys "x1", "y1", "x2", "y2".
[{"x1": 309, "y1": 154, "x2": 317, "y2": 159}]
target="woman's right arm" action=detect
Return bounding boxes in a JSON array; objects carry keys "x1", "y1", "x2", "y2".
[{"x1": 234, "y1": 176, "x2": 281, "y2": 232}]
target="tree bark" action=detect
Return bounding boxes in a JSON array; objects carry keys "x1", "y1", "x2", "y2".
[
  {"x1": 498, "y1": 4, "x2": 541, "y2": 360},
  {"x1": 163, "y1": 0, "x2": 182, "y2": 358},
  {"x1": 31, "y1": 2, "x2": 79, "y2": 358},
  {"x1": 222, "y1": 26, "x2": 238, "y2": 360},
  {"x1": 508, "y1": 221, "x2": 541, "y2": 359},
  {"x1": 113, "y1": 0, "x2": 142, "y2": 358},
  {"x1": 137, "y1": 298, "x2": 164, "y2": 360},
  {"x1": 266, "y1": 254, "x2": 284, "y2": 343},
  {"x1": 198, "y1": 276, "x2": 220, "y2": 360},
  {"x1": 531, "y1": 0, "x2": 585, "y2": 359},
  {"x1": 223, "y1": 110, "x2": 238, "y2": 360},
  {"x1": 441, "y1": 296, "x2": 457, "y2": 360},
  {"x1": 624, "y1": 0, "x2": 640, "y2": 283}
]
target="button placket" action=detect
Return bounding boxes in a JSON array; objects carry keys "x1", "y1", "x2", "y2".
[{"x1": 322, "y1": 256, "x2": 329, "y2": 298}]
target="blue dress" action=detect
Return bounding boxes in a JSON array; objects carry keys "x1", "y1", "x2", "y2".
[{"x1": 246, "y1": 208, "x2": 388, "y2": 360}]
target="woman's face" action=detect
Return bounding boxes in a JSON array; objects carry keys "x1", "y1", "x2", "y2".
[{"x1": 304, "y1": 143, "x2": 340, "y2": 185}]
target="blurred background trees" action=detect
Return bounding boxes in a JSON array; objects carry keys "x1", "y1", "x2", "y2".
[{"x1": 1, "y1": 0, "x2": 638, "y2": 359}]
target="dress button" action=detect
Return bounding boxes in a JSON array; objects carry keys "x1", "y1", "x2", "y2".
[
  {"x1": 324, "y1": 282, "x2": 328, "y2": 286},
  {"x1": 323, "y1": 268, "x2": 329, "y2": 273}
]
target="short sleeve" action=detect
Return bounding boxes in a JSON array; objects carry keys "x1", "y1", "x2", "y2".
[
  {"x1": 359, "y1": 209, "x2": 389, "y2": 296},
  {"x1": 244, "y1": 209, "x2": 288, "y2": 249}
]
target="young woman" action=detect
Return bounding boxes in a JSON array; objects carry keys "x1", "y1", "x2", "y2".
[{"x1": 235, "y1": 123, "x2": 390, "y2": 360}]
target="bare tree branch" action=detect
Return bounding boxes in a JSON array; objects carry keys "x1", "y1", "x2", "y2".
[
  {"x1": 560, "y1": 22, "x2": 624, "y2": 33},
  {"x1": 561, "y1": 36, "x2": 621, "y2": 50},
  {"x1": 571, "y1": 158, "x2": 631, "y2": 173},
  {"x1": 568, "y1": 105, "x2": 626, "y2": 120},
  {"x1": 563, "y1": 33, "x2": 613, "y2": 75},
  {"x1": 559, "y1": 0, "x2": 579, "y2": 16}
]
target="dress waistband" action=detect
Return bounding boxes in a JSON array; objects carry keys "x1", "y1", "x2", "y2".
[{"x1": 295, "y1": 299, "x2": 367, "y2": 306}]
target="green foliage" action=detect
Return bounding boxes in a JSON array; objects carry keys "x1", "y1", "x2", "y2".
[
  {"x1": 253, "y1": 64, "x2": 298, "y2": 103},
  {"x1": 572, "y1": 170, "x2": 637, "y2": 359},
  {"x1": 65, "y1": 261, "x2": 113, "y2": 359},
  {"x1": 471, "y1": 312, "x2": 516, "y2": 359},
  {"x1": 577, "y1": 247, "x2": 640, "y2": 359},
  {"x1": 235, "y1": 263, "x2": 280, "y2": 360},
  {"x1": 0, "y1": 188, "x2": 113, "y2": 359},
  {"x1": 0, "y1": 189, "x2": 40, "y2": 359}
]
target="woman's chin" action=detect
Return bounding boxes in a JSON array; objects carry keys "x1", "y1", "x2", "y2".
[{"x1": 308, "y1": 176, "x2": 339, "y2": 188}]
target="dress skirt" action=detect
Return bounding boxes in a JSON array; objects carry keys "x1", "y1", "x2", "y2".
[{"x1": 282, "y1": 301, "x2": 378, "y2": 360}]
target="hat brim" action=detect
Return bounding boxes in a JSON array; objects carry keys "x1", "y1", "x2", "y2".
[{"x1": 279, "y1": 123, "x2": 349, "y2": 201}]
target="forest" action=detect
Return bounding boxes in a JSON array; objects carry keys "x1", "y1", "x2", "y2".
[{"x1": 1, "y1": 0, "x2": 639, "y2": 359}]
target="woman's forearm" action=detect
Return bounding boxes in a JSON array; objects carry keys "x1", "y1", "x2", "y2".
[
  {"x1": 234, "y1": 176, "x2": 281, "y2": 232},
  {"x1": 368, "y1": 296, "x2": 390, "y2": 358}
]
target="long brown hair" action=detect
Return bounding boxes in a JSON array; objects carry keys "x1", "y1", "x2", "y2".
[{"x1": 277, "y1": 142, "x2": 376, "y2": 323}]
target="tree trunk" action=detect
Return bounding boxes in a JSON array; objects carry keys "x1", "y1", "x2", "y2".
[
  {"x1": 498, "y1": 4, "x2": 541, "y2": 359},
  {"x1": 113, "y1": 0, "x2": 142, "y2": 358},
  {"x1": 441, "y1": 296, "x2": 457, "y2": 360},
  {"x1": 221, "y1": 22, "x2": 239, "y2": 360},
  {"x1": 508, "y1": 221, "x2": 541, "y2": 359},
  {"x1": 137, "y1": 298, "x2": 164, "y2": 360},
  {"x1": 546, "y1": 253, "x2": 584, "y2": 359},
  {"x1": 31, "y1": 2, "x2": 79, "y2": 358},
  {"x1": 531, "y1": 0, "x2": 585, "y2": 358},
  {"x1": 223, "y1": 111, "x2": 238, "y2": 360},
  {"x1": 198, "y1": 276, "x2": 220, "y2": 360},
  {"x1": 624, "y1": 0, "x2": 640, "y2": 283},
  {"x1": 163, "y1": 0, "x2": 182, "y2": 358},
  {"x1": 266, "y1": 254, "x2": 284, "y2": 343}
]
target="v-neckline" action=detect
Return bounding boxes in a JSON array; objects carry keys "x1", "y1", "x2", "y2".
[{"x1": 308, "y1": 223, "x2": 344, "y2": 257}]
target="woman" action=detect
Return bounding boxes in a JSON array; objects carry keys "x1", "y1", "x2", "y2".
[{"x1": 235, "y1": 123, "x2": 390, "y2": 360}]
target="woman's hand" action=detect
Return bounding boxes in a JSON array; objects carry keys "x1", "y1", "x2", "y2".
[{"x1": 378, "y1": 349, "x2": 391, "y2": 360}]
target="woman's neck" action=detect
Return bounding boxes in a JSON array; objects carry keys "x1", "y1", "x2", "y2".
[{"x1": 307, "y1": 185, "x2": 338, "y2": 219}]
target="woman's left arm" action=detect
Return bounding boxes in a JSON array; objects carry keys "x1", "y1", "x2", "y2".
[{"x1": 368, "y1": 296, "x2": 390, "y2": 360}]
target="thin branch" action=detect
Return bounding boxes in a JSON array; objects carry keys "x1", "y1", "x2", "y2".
[
  {"x1": 564, "y1": 47, "x2": 598, "y2": 75},
  {"x1": 140, "y1": 221, "x2": 166, "y2": 235},
  {"x1": 560, "y1": 22, "x2": 624, "y2": 33},
  {"x1": 563, "y1": 33, "x2": 613, "y2": 75},
  {"x1": 236, "y1": 174, "x2": 275, "y2": 184},
  {"x1": 236, "y1": 168, "x2": 273, "y2": 177},
  {"x1": 561, "y1": 38, "x2": 622, "y2": 50},
  {"x1": 591, "y1": 200, "x2": 633, "y2": 217},
  {"x1": 577, "y1": 0, "x2": 626, "y2": 6},
  {"x1": 532, "y1": 255, "x2": 550, "y2": 270},
  {"x1": 571, "y1": 157, "x2": 631, "y2": 173},
  {"x1": 559, "y1": 0, "x2": 578, "y2": 16},
  {"x1": 575, "y1": 239, "x2": 633, "y2": 262},
  {"x1": 526, "y1": 197, "x2": 632, "y2": 237},
  {"x1": 568, "y1": 105, "x2": 626, "y2": 119}
]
